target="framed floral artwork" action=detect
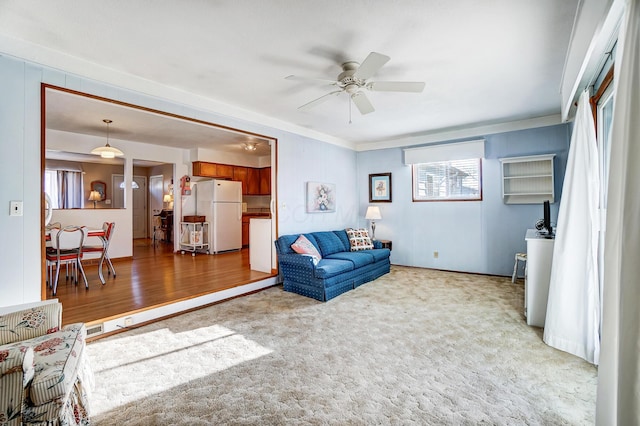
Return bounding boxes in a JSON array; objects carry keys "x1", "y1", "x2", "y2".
[
  {"x1": 306, "y1": 182, "x2": 336, "y2": 213},
  {"x1": 369, "y1": 173, "x2": 392, "y2": 202}
]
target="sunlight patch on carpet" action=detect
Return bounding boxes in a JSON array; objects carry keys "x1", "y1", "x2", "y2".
[{"x1": 87, "y1": 324, "x2": 272, "y2": 416}]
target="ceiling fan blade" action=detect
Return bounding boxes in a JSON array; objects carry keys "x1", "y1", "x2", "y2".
[
  {"x1": 298, "y1": 90, "x2": 343, "y2": 110},
  {"x1": 351, "y1": 92, "x2": 375, "y2": 115},
  {"x1": 352, "y1": 52, "x2": 390, "y2": 80},
  {"x1": 368, "y1": 81, "x2": 426, "y2": 93},
  {"x1": 285, "y1": 75, "x2": 338, "y2": 85}
]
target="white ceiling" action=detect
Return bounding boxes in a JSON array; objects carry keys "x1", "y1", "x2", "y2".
[
  {"x1": 0, "y1": 0, "x2": 579, "y2": 151},
  {"x1": 44, "y1": 88, "x2": 274, "y2": 157}
]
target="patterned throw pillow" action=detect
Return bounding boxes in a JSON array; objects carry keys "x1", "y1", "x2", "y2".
[
  {"x1": 290, "y1": 235, "x2": 322, "y2": 265},
  {"x1": 346, "y1": 228, "x2": 374, "y2": 251}
]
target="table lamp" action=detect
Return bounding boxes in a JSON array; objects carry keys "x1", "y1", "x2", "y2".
[
  {"x1": 163, "y1": 194, "x2": 172, "y2": 209},
  {"x1": 88, "y1": 190, "x2": 101, "y2": 209},
  {"x1": 365, "y1": 206, "x2": 382, "y2": 240}
]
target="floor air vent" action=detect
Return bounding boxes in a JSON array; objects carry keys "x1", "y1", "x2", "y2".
[{"x1": 86, "y1": 324, "x2": 104, "y2": 336}]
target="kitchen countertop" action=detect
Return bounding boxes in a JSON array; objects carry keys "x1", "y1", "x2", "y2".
[{"x1": 243, "y1": 212, "x2": 271, "y2": 217}]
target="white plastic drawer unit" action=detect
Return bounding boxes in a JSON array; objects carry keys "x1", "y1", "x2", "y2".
[{"x1": 499, "y1": 154, "x2": 555, "y2": 204}]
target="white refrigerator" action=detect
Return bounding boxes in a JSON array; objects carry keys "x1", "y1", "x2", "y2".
[{"x1": 191, "y1": 180, "x2": 243, "y2": 253}]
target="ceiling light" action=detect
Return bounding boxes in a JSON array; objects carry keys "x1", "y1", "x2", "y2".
[
  {"x1": 119, "y1": 181, "x2": 140, "y2": 189},
  {"x1": 91, "y1": 119, "x2": 124, "y2": 159},
  {"x1": 244, "y1": 142, "x2": 258, "y2": 151}
]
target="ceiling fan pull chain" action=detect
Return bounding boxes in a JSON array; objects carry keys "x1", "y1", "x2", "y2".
[{"x1": 349, "y1": 96, "x2": 352, "y2": 124}]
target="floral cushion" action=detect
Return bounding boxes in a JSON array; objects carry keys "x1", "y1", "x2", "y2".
[
  {"x1": 0, "y1": 303, "x2": 62, "y2": 346},
  {"x1": 5, "y1": 323, "x2": 87, "y2": 406},
  {"x1": 290, "y1": 235, "x2": 322, "y2": 265},
  {"x1": 346, "y1": 228, "x2": 374, "y2": 251},
  {"x1": 21, "y1": 374, "x2": 91, "y2": 425}
]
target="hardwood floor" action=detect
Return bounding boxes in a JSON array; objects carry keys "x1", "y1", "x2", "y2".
[{"x1": 47, "y1": 239, "x2": 276, "y2": 326}]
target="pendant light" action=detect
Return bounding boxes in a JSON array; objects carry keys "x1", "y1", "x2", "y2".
[{"x1": 91, "y1": 119, "x2": 124, "y2": 159}]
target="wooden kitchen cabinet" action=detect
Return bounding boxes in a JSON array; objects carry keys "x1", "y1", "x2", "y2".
[
  {"x1": 259, "y1": 167, "x2": 271, "y2": 195},
  {"x1": 216, "y1": 164, "x2": 234, "y2": 179},
  {"x1": 242, "y1": 216, "x2": 250, "y2": 247},
  {"x1": 192, "y1": 161, "x2": 217, "y2": 178},
  {"x1": 192, "y1": 161, "x2": 235, "y2": 179},
  {"x1": 193, "y1": 162, "x2": 270, "y2": 196},
  {"x1": 233, "y1": 166, "x2": 249, "y2": 194},
  {"x1": 247, "y1": 168, "x2": 261, "y2": 195}
]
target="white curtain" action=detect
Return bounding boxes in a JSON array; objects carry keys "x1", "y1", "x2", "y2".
[
  {"x1": 543, "y1": 90, "x2": 600, "y2": 364},
  {"x1": 596, "y1": 0, "x2": 640, "y2": 423}
]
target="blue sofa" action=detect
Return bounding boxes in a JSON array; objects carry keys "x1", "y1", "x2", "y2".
[{"x1": 274, "y1": 230, "x2": 391, "y2": 301}]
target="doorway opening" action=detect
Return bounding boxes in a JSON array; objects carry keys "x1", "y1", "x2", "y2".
[{"x1": 42, "y1": 84, "x2": 278, "y2": 326}]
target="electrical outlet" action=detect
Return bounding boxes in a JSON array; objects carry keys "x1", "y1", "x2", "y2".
[
  {"x1": 124, "y1": 317, "x2": 133, "y2": 326},
  {"x1": 10, "y1": 201, "x2": 23, "y2": 216},
  {"x1": 433, "y1": 251, "x2": 439, "y2": 259}
]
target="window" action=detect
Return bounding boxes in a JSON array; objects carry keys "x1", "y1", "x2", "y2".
[
  {"x1": 592, "y1": 66, "x2": 614, "y2": 297},
  {"x1": 44, "y1": 169, "x2": 84, "y2": 209},
  {"x1": 412, "y1": 158, "x2": 482, "y2": 201},
  {"x1": 596, "y1": 82, "x2": 614, "y2": 209},
  {"x1": 44, "y1": 170, "x2": 60, "y2": 209},
  {"x1": 404, "y1": 139, "x2": 484, "y2": 202}
]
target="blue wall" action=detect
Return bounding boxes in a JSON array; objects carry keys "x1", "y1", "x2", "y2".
[
  {"x1": 357, "y1": 124, "x2": 570, "y2": 276},
  {"x1": 0, "y1": 51, "x2": 570, "y2": 306},
  {"x1": 277, "y1": 134, "x2": 358, "y2": 235}
]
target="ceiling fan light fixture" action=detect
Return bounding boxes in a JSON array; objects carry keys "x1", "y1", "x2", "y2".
[
  {"x1": 244, "y1": 142, "x2": 258, "y2": 151},
  {"x1": 91, "y1": 119, "x2": 124, "y2": 158}
]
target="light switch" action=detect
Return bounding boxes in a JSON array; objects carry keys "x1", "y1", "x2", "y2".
[{"x1": 10, "y1": 201, "x2": 23, "y2": 216}]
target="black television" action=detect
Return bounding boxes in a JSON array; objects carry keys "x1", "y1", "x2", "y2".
[{"x1": 542, "y1": 200, "x2": 554, "y2": 237}]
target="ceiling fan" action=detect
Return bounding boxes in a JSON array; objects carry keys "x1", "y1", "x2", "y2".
[{"x1": 285, "y1": 51, "x2": 425, "y2": 116}]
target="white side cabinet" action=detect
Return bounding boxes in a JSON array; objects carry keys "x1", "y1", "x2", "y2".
[
  {"x1": 500, "y1": 154, "x2": 555, "y2": 204},
  {"x1": 524, "y1": 229, "x2": 555, "y2": 327}
]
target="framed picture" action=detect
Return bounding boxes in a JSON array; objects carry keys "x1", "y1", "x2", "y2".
[
  {"x1": 369, "y1": 173, "x2": 392, "y2": 202},
  {"x1": 91, "y1": 181, "x2": 107, "y2": 201},
  {"x1": 306, "y1": 182, "x2": 336, "y2": 213}
]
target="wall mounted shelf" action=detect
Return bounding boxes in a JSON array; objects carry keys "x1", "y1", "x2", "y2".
[{"x1": 499, "y1": 154, "x2": 555, "y2": 204}]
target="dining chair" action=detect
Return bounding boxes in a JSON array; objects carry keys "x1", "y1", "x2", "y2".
[
  {"x1": 45, "y1": 221, "x2": 61, "y2": 231},
  {"x1": 82, "y1": 222, "x2": 116, "y2": 282},
  {"x1": 46, "y1": 225, "x2": 88, "y2": 296},
  {"x1": 45, "y1": 222, "x2": 61, "y2": 248}
]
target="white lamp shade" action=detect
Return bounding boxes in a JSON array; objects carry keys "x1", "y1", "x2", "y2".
[
  {"x1": 91, "y1": 144, "x2": 124, "y2": 158},
  {"x1": 88, "y1": 190, "x2": 102, "y2": 201},
  {"x1": 163, "y1": 194, "x2": 172, "y2": 202},
  {"x1": 365, "y1": 206, "x2": 382, "y2": 220}
]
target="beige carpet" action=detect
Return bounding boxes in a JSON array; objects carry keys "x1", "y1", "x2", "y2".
[{"x1": 87, "y1": 266, "x2": 597, "y2": 425}]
